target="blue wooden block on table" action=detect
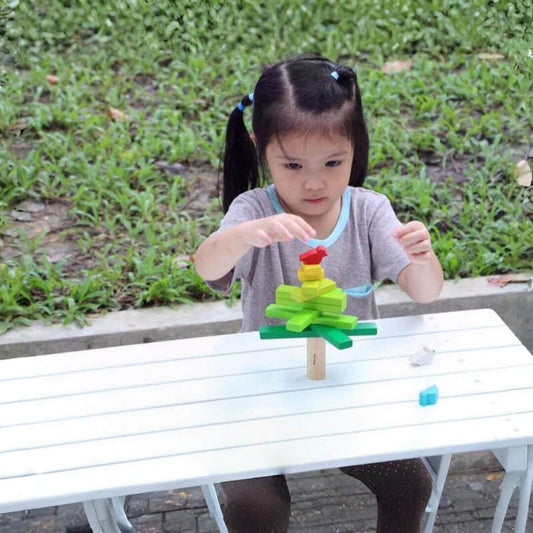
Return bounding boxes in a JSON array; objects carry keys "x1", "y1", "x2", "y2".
[{"x1": 419, "y1": 385, "x2": 439, "y2": 406}]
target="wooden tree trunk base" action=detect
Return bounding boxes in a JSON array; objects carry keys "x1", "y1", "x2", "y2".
[{"x1": 307, "y1": 337, "x2": 326, "y2": 380}]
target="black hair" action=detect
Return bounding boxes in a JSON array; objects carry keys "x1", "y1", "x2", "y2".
[{"x1": 221, "y1": 53, "x2": 369, "y2": 213}]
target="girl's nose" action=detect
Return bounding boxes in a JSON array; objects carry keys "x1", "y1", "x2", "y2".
[{"x1": 304, "y1": 172, "x2": 324, "y2": 190}]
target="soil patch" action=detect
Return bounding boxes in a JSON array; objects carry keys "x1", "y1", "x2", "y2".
[
  {"x1": 0, "y1": 162, "x2": 221, "y2": 272},
  {"x1": 418, "y1": 150, "x2": 470, "y2": 185},
  {"x1": 178, "y1": 161, "x2": 221, "y2": 217},
  {"x1": 0, "y1": 200, "x2": 76, "y2": 263}
]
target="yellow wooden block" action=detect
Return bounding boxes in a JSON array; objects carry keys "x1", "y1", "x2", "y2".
[
  {"x1": 297, "y1": 264, "x2": 325, "y2": 281},
  {"x1": 301, "y1": 278, "x2": 336, "y2": 298},
  {"x1": 300, "y1": 263, "x2": 324, "y2": 274}
]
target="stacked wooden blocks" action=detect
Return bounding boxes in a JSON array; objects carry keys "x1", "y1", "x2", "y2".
[{"x1": 259, "y1": 246, "x2": 377, "y2": 379}]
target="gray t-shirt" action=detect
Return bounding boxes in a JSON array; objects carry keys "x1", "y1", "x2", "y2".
[{"x1": 207, "y1": 185, "x2": 410, "y2": 332}]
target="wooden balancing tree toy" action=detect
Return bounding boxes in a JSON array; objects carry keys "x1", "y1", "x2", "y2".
[{"x1": 259, "y1": 245, "x2": 378, "y2": 380}]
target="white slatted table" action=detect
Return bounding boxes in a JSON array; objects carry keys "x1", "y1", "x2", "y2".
[{"x1": 0, "y1": 309, "x2": 532, "y2": 532}]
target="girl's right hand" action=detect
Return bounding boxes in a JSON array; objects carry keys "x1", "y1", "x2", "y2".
[{"x1": 243, "y1": 214, "x2": 316, "y2": 248}]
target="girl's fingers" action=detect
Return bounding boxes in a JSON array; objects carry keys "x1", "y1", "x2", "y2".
[
  {"x1": 409, "y1": 251, "x2": 432, "y2": 263},
  {"x1": 255, "y1": 229, "x2": 273, "y2": 247},
  {"x1": 270, "y1": 220, "x2": 294, "y2": 241},
  {"x1": 405, "y1": 241, "x2": 432, "y2": 254},
  {"x1": 251, "y1": 215, "x2": 316, "y2": 247},
  {"x1": 298, "y1": 220, "x2": 316, "y2": 238},
  {"x1": 397, "y1": 229, "x2": 429, "y2": 248},
  {"x1": 286, "y1": 219, "x2": 315, "y2": 241},
  {"x1": 393, "y1": 221, "x2": 424, "y2": 239}
]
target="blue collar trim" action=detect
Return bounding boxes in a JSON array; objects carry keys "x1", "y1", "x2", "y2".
[{"x1": 266, "y1": 184, "x2": 350, "y2": 248}]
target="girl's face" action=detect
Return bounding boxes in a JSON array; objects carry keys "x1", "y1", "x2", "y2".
[{"x1": 264, "y1": 132, "x2": 354, "y2": 224}]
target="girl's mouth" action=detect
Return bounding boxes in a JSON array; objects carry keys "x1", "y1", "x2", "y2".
[{"x1": 304, "y1": 197, "x2": 325, "y2": 204}]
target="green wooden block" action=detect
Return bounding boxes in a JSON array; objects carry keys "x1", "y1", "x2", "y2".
[
  {"x1": 287, "y1": 309, "x2": 319, "y2": 332},
  {"x1": 310, "y1": 324, "x2": 353, "y2": 349},
  {"x1": 259, "y1": 322, "x2": 378, "y2": 341},
  {"x1": 290, "y1": 287, "x2": 307, "y2": 302},
  {"x1": 275, "y1": 285, "x2": 346, "y2": 313},
  {"x1": 301, "y1": 280, "x2": 320, "y2": 291},
  {"x1": 259, "y1": 325, "x2": 309, "y2": 339},
  {"x1": 274, "y1": 285, "x2": 304, "y2": 307},
  {"x1": 276, "y1": 291, "x2": 345, "y2": 312},
  {"x1": 275, "y1": 284, "x2": 300, "y2": 300},
  {"x1": 301, "y1": 278, "x2": 337, "y2": 297},
  {"x1": 314, "y1": 313, "x2": 357, "y2": 329},
  {"x1": 265, "y1": 303, "x2": 301, "y2": 320},
  {"x1": 344, "y1": 321, "x2": 378, "y2": 336},
  {"x1": 304, "y1": 300, "x2": 346, "y2": 313},
  {"x1": 308, "y1": 287, "x2": 346, "y2": 305}
]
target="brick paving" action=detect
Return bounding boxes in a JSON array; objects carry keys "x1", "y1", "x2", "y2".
[{"x1": 1, "y1": 456, "x2": 531, "y2": 532}]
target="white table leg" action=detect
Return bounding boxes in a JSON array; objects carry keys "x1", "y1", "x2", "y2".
[
  {"x1": 83, "y1": 497, "x2": 133, "y2": 533},
  {"x1": 422, "y1": 454, "x2": 452, "y2": 533},
  {"x1": 201, "y1": 484, "x2": 228, "y2": 533},
  {"x1": 491, "y1": 472, "x2": 521, "y2": 533},
  {"x1": 491, "y1": 446, "x2": 529, "y2": 533},
  {"x1": 515, "y1": 445, "x2": 533, "y2": 533}
]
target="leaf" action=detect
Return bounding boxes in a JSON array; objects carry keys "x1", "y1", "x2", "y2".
[
  {"x1": 165, "y1": 20, "x2": 180, "y2": 39},
  {"x1": 381, "y1": 59, "x2": 412, "y2": 74},
  {"x1": 6, "y1": 121, "x2": 28, "y2": 133},
  {"x1": 154, "y1": 160, "x2": 187, "y2": 176},
  {"x1": 487, "y1": 273, "x2": 532, "y2": 287},
  {"x1": 477, "y1": 53, "x2": 505, "y2": 61},
  {"x1": 46, "y1": 74, "x2": 59, "y2": 85},
  {"x1": 106, "y1": 107, "x2": 130, "y2": 121},
  {"x1": 514, "y1": 159, "x2": 532, "y2": 187},
  {"x1": 173, "y1": 254, "x2": 193, "y2": 269}
]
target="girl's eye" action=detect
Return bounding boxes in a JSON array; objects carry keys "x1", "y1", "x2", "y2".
[
  {"x1": 325, "y1": 160, "x2": 341, "y2": 167},
  {"x1": 285, "y1": 162, "x2": 302, "y2": 170}
]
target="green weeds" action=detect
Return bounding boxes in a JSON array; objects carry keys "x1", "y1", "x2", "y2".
[{"x1": 0, "y1": 0, "x2": 531, "y2": 331}]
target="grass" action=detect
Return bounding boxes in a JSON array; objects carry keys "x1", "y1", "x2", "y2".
[{"x1": 0, "y1": 0, "x2": 532, "y2": 333}]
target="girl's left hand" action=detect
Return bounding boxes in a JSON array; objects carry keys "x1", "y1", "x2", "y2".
[{"x1": 392, "y1": 221, "x2": 433, "y2": 264}]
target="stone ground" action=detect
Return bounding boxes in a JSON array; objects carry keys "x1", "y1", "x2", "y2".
[{"x1": 1, "y1": 455, "x2": 531, "y2": 533}]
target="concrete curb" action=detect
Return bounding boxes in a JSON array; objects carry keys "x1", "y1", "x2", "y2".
[
  {"x1": 1, "y1": 275, "x2": 531, "y2": 359},
  {"x1": 1, "y1": 275, "x2": 531, "y2": 474}
]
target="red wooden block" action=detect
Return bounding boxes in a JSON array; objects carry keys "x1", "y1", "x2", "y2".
[{"x1": 299, "y1": 245, "x2": 328, "y2": 265}]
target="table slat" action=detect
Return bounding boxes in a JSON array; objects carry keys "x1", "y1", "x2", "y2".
[
  {"x1": 0, "y1": 326, "x2": 524, "y2": 404},
  {"x1": 1, "y1": 411, "x2": 532, "y2": 514},
  {"x1": 0, "y1": 309, "x2": 506, "y2": 380},
  {"x1": 2, "y1": 389, "x2": 532, "y2": 479},
  {"x1": 1, "y1": 365, "x2": 532, "y2": 453}
]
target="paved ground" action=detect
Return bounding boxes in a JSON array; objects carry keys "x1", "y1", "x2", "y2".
[{"x1": 1, "y1": 454, "x2": 531, "y2": 532}]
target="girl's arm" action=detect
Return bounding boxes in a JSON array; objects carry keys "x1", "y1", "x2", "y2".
[
  {"x1": 195, "y1": 214, "x2": 316, "y2": 281},
  {"x1": 393, "y1": 221, "x2": 444, "y2": 303}
]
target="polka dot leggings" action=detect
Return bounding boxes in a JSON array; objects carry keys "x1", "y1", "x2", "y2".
[{"x1": 221, "y1": 458, "x2": 433, "y2": 533}]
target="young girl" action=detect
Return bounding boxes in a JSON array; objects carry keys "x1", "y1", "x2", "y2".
[{"x1": 195, "y1": 54, "x2": 443, "y2": 533}]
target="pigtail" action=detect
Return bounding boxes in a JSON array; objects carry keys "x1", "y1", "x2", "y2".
[
  {"x1": 221, "y1": 93, "x2": 258, "y2": 213},
  {"x1": 333, "y1": 65, "x2": 369, "y2": 187},
  {"x1": 348, "y1": 71, "x2": 369, "y2": 187}
]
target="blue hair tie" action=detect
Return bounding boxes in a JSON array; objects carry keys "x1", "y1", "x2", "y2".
[
  {"x1": 236, "y1": 92, "x2": 254, "y2": 112},
  {"x1": 331, "y1": 71, "x2": 339, "y2": 80}
]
